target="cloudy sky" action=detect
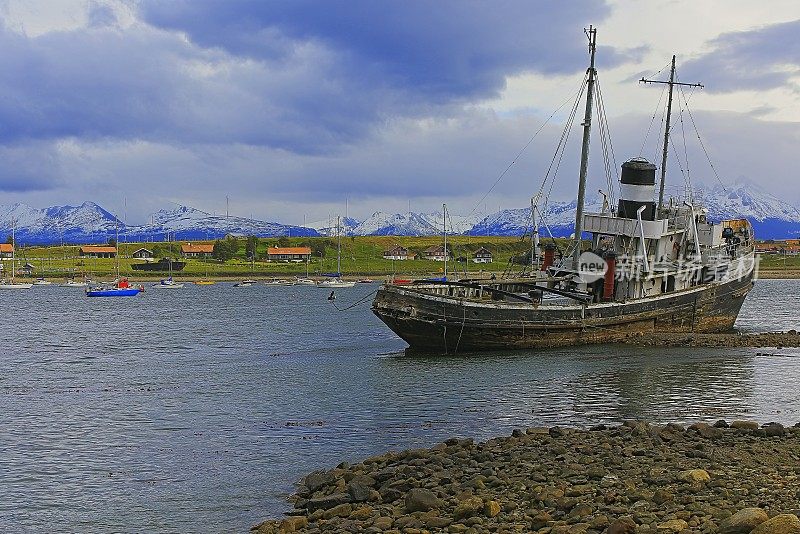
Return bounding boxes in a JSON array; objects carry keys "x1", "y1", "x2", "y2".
[{"x1": 0, "y1": 0, "x2": 798, "y2": 225}]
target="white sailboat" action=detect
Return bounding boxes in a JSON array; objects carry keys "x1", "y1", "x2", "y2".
[
  {"x1": 317, "y1": 216, "x2": 355, "y2": 288},
  {"x1": 153, "y1": 232, "x2": 184, "y2": 288},
  {"x1": 0, "y1": 222, "x2": 33, "y2": 289},
  {"x1": 295, "y1": 247, "x2": 316, "y2": 285}
]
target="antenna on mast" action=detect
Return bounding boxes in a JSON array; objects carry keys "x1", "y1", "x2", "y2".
[{"x1": 640, "y1": 55, "x2": 703, "y2": 211}]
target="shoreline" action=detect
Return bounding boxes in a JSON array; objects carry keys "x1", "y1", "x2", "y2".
[
  {"x1": 253, "y1": 421, "x2": 800, "y2": 533},
  {"x1": 17, "y1": 269, "x2": 800, "y2": 281}
]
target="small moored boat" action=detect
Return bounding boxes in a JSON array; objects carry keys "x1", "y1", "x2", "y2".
[
  {"x1": 86, "y1": 278, "x2": 142, "y2": 297},
  {"x1": 152, "y1": 277, "x2": 184, "y2": 289}
]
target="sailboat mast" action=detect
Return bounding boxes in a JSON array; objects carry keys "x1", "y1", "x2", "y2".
[
  {"x1": 11, "y1": 220, "x2": 15, "y2": 282},
  {"x1": 658, "y1": 55, "x2": 677, "y2": 211},
  {"x1": 442, "y1": 203, "x2": 447, "y2": 280},
  {"x1": 336, "y1": 215, "x2": 341, "y2": 275},
  {"x1": 573, "y1": 25, "x2": 597, "y2": 265},
  {"x1": 531, "y1": 197, "x2": 539, "y2": 271}
]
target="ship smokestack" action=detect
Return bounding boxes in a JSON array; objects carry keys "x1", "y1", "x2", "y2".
[{"x1": 617, "y1": 159, "x2": 657, "y2": 221}]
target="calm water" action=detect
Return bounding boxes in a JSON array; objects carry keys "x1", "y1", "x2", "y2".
[{"x1": 1, "y1": 279, "x2": 798, "y2": 532}]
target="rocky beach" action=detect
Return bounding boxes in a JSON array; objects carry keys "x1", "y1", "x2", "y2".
[
  {"x1": 620, "y1": 330, "x2": 800, "y2": 348},
  {"x1": 253, "y1": 421, "x2": 800, "y2": 534}
]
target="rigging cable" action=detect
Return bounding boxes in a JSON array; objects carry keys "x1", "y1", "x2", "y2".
[
  {"x1": 594, "y1": 74, "x2": 619, "y2": 206},
  {"x1": 639, "y1": 81, "x2": 668, "y2": 157},
  {"x1": 536, "y1": 74, "x2": 587, "y2": 207},
  {"x1": 465, "y1": 77, "x2": 587, "y2": 219},
  {"x1": 677, "y1": 83, "x2": 728, "y2": 193},
  {"x1": 676, "y1": 83, "x2": 692, "y2": 190}
]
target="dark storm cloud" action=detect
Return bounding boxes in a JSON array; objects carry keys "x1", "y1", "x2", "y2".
[
  {"x1": 0, "y1": 142, "x2": 61, "y2": 192},
  {"x1": 140, "y1": 0, "x2": 629, "y2": 104},
  {"x1": 681, "y1": 19, "x2": 800, "y2": 92}
]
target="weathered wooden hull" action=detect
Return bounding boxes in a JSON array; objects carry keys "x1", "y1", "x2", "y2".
[{"x1": 372, "y1": 272, "x2": 754, "y2": 353}]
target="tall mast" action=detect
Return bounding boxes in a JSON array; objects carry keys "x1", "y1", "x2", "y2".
[
  {"x1": 531, "y1": 196, "x2": 539, "y2": 271},
  {"x1": 659, "y1": 56, "x2": 676, "y2": 211},
  {"x1": 442, "y1": 203, "x2": 447, "y2": 280},
  {"x1": 11, "y1": 219, "x2": 15, "y2": 283},
  {"x1": 336, "y1": 215, "x2": 341, "y2": 275},
  {"x1": 573, "y1": 25, "x2": 597, "y2": 266},
  {"x1": 640, "y1": 56, "x2": 703, "y2": 211}
]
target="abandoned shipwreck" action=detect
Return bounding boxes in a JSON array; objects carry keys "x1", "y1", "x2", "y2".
[{"x1": 372, "y1": 27, "x2": 755, "y2": 352}]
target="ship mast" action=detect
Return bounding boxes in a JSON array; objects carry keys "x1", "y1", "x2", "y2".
[
  {"x1": 573, "y1": 26, "x2": 597, "y2": 266},
  {"x1": 640, "y1": 56, "x2": 703, "y2": 211}
]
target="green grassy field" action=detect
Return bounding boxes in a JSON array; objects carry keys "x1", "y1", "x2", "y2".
[
  {"x1": 5, "y1": 237, "x2": 796, "y2": 280},
  {"x1": 2, "y1": 235, "x2": 565, "y2": 279}
]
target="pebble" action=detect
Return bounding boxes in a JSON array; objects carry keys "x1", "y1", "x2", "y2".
[{"x1": 252, "y1": 421, "x2": 800, "y2": 533}]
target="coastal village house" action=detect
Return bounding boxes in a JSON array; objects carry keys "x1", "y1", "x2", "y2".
[
  {"x1": 181, "y1": 243, "x2": 214, "y2": 258},
  {"x1": 79, "y1": 245, "x2": 117, "y2": 258},
  {"x1": 472, "y1": 246, "x2": 493, "y2": 263},
  {"x1": 131, "y1": 248, "x2": 154, "y2": 259},
  {"x1": 383, "y1": 245, "x2": 416, "y2": 261},
  {"x1": 756, "y1": 239, "x2": 800, "y2": 255},
  {"x1": 423, "y1": 245, "x2": 450, "y2": 261},
  {"x1": 0, "y1": 243, "x2": 13, "y2": 259},
  {"x1": 266, "y1": 246, "x2": 312, "y2": 262}
]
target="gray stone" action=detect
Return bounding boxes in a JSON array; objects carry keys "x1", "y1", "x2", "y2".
[
  {"x1": 303, "y1": 469, "x2": 335, "y2": 492},
  {"x1": 347, "y1": 481, "x2": 372, "y2": 503},
  {"x1": 718, "y1": 507, "x2": 769, "y2": 534},
  {"x1": 404, "y1": 488, "x2": 442, "y2": 512},
  {"x1": 304, "y1": 492, "x2": 352, "y2": 512}
]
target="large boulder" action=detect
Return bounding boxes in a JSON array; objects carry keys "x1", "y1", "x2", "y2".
[
  {"x1": 607, "y1": 516, "x2": 637, "y2": 534},
  {"x1": 656, "y1": 519, "x2": 688, "y2": 532},
  {"x1": 718, "y1": 508, "x2": 769, "y2": 534},
  {"x1": 689, "y1": 422, "x2": 723, "y2": 439},
  {"x1": 404, "y1": 488, "x2": 442, "y2": 513},
  {"x1": 751, "y1": 514, "x2": 800, "y2": 534},
  {"x1": 303, "y1": 470, "x2": 335, "y2": 492},
  {"x1": 304, "y1": 492, "x2": 351, "y2": 512},
  {"x1": 453, "y1": 496, "x2": 484, "y2": 521},
  {"x1": 677, "y1": 469, "x2": 711, "y2": 484},
  {"x1": 730, "y1": 420, "x2": 759, "y2": 430}
]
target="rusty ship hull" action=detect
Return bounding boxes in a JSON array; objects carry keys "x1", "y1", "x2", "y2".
[{"x1": 372, "y1": 270, "x2": 754, "y2": 353}]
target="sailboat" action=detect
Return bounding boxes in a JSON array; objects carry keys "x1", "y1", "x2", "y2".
[
  {"x1": 295, "y1": 248, "x2": 316, "y2": 285},
  {"x1": 372, "y1": 27, "x2": 755, "y2": 353},
  {"x1": 60, "y1": 277, "x2": 88, "y2": 288},
  {"x1": 317, "y1": 216, "x2": 355, "y2": 288},
  {"x1": 0, "y1": 222, "x2": 33, "y2": 289},
  {"x1": 86, "y1": 223, "x2": 142, "y2": 297},
  {"x1": 153, "y1": 233, "x2": 184, "y2": 288}
]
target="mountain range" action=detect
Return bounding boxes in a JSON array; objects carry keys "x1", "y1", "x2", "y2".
[{"x1": 1, "y1": 183, "x2": 798, "y2": 245}]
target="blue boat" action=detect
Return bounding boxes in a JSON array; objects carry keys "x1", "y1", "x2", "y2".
[
  {"x1": 86, "y1": 288, "x2": 141, "y2": 297},
  {"x1": 85, "y1": 278, "x2": 142, "y2": 297}
]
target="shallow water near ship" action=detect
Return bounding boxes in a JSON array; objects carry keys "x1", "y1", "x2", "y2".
[{"x1": 0, "y1": 278, "x2": 798, "y2": 531}]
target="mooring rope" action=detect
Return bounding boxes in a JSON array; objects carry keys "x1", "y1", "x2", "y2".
[{"x1": 327, "y1": 289, "x2": 379, "y2": 312}]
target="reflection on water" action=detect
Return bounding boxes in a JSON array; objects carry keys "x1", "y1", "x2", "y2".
[{"x1": 0, "y1": 279, "x2": 797, "y2": 531}]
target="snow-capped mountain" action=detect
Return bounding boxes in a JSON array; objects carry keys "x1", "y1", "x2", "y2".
[
  {"x1": 2, "y1": 182, "x2": 797, "y2": 244},
  {"x1": 309, "y1": 217, "x2": 361, "y2": 237},
  {"x1": 126, "y1": 206, "x2": 317, "y2": 241},
  {"x1": 0, "y1": 201, "x2": 123, "y2": 244},
  {"x1": 0, "y1": 202, "x2": 318, "y2": 244},
  {"x1": 468, "y1": 198, "x2": 605, "y2": 237},
  {"x1": 466, "y1": 183, "x2": 800, "y2": 239},
  {"x1": 342, "y1": 211, "x2": 480, "y2": 236}
]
